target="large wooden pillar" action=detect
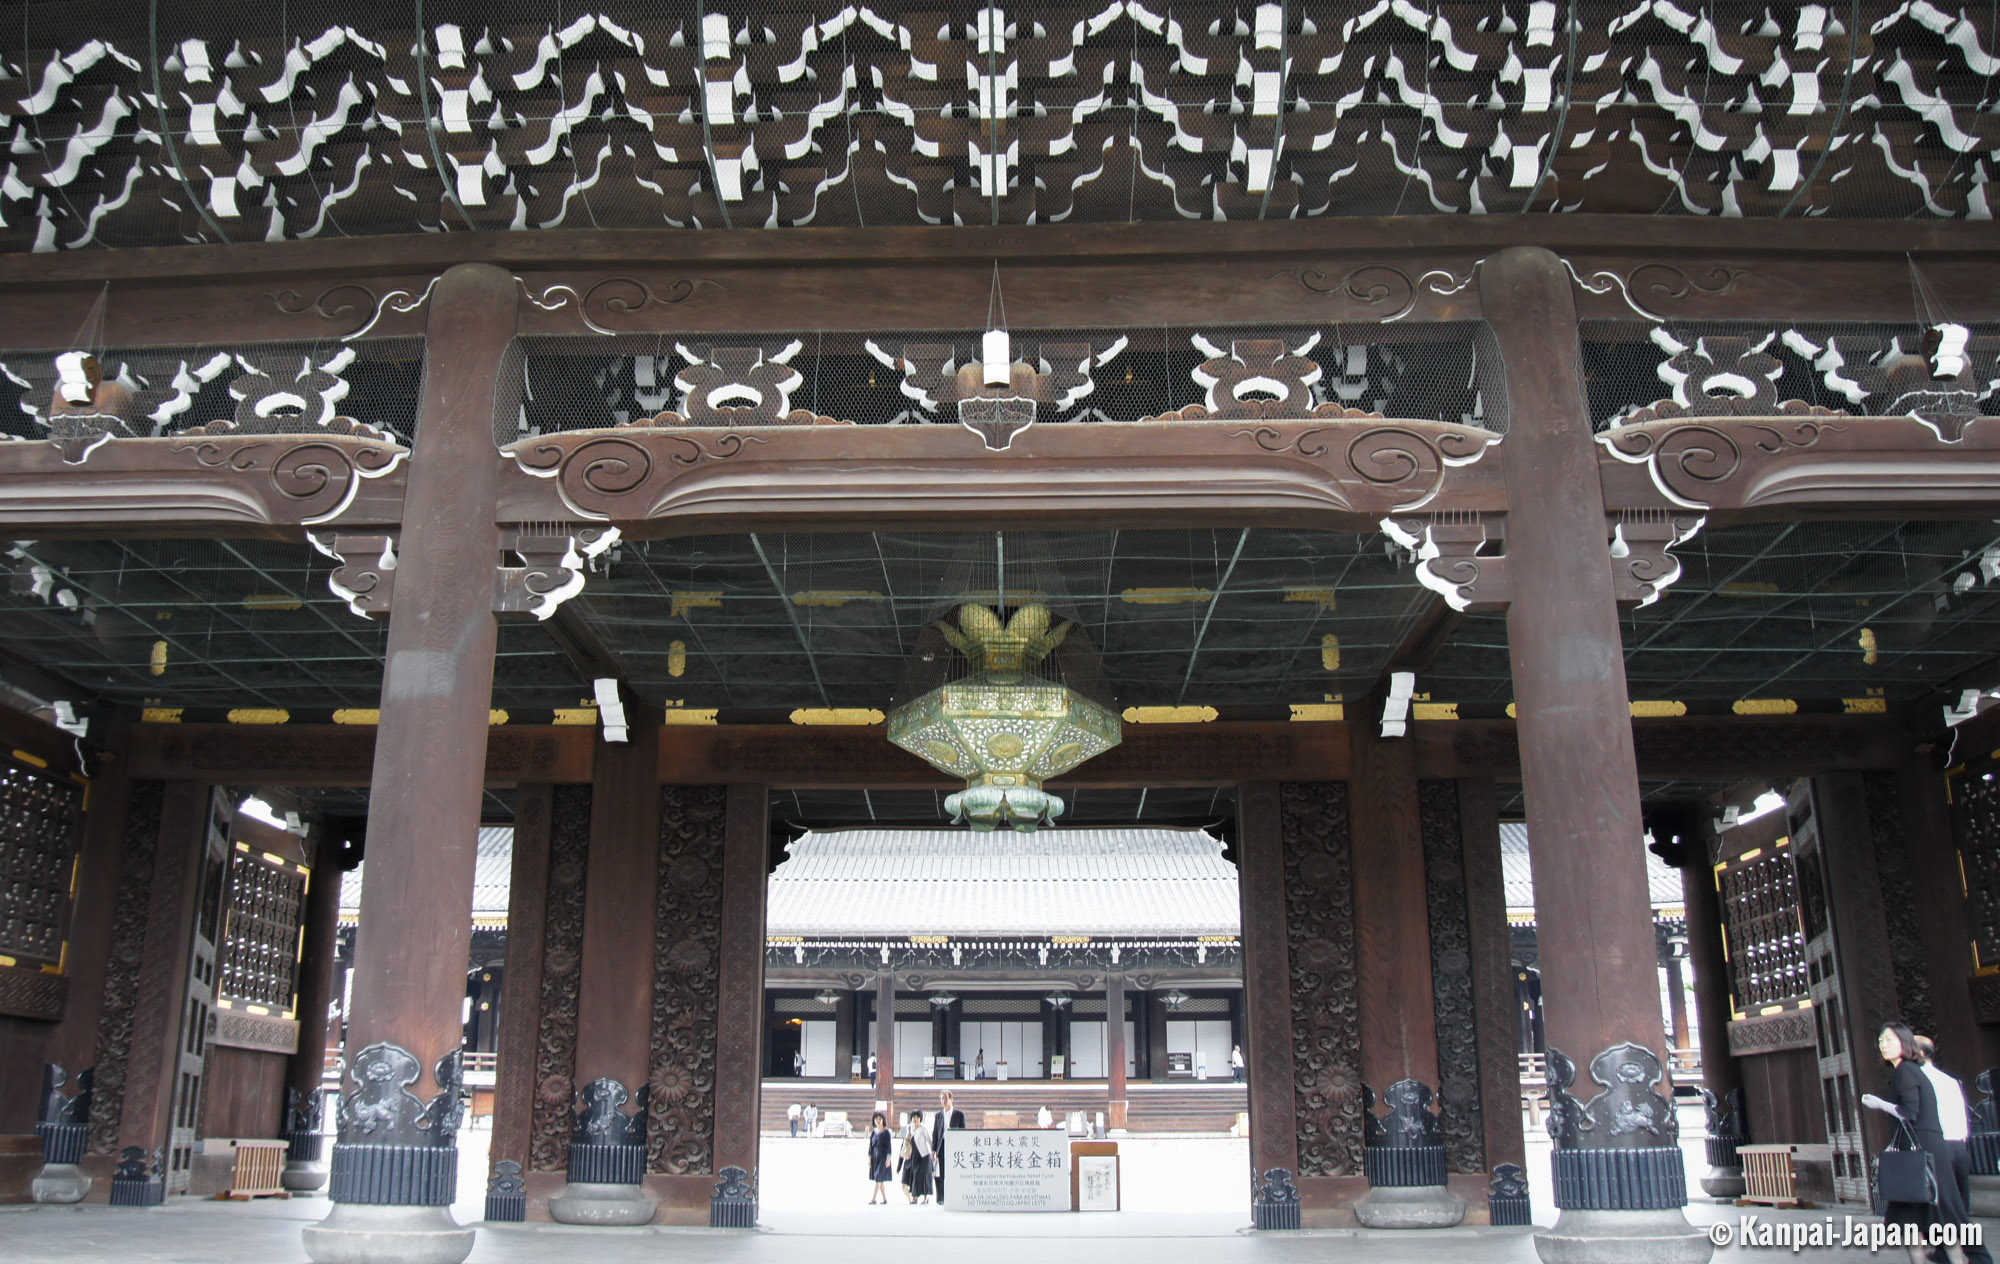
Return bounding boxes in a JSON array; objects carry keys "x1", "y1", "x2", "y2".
[
  {"x1": 1679, "y1": 824, "x2": 1747, "y2": 1198},
  {"x1": 1348, "y1": 711, "x2": 1458, "y2": 1224},
  {"x1": 1457, "y1": 778, "x2": 1529, "y2": 1222},
  {"x1": 1896, "y1": 759, "x2": 1996, "y2": 1073},
  {"x1": 305, "y1": 263, "x2": 517, "y2": 1264},
  {"x1": 1235, "y1": 782, "x2": 1302, "y2": 1224},
  {"x1": 486, "y1": 783, "x2": 552, "y2": 1220},
  {"x1": 550, "y1": 720, "x2": 662, "y2": 1224},
  {"x1": 713, "y1": 783, "x2": 768, "y2": 1217},
  {"x1": 1483, "y1": 246, "x2": 1707, "y2": 1263},
  {"x1": 875, "y1": 972, "x2": 896, "y2": 1118},
  {"x1": 280, "y1": 832, "x2": 347, "y2": 1192}
]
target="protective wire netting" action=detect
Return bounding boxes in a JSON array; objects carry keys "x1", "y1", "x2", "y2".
[
  {"x1": 0, "y1": 336, "x2": 423, "y2": 442},
  {"x1": 0, "y1": 534, "x2": 585, "y2": 712},
  {"x1": 1426, "y1": 518, "x2": 2000, "y2": 706},
  {"x1": 514, "y1": 320, "x2": 1505, "y2": 435},
  {"x1": 5, "y1": 0, "x2": 1996, "y2": 251},
  {"x1": 1581, "y1": 318, "x2": 2000, "y2": 432},
  {"x1": 567, "y1": 526, "x2": 1435, "y2": 711}
]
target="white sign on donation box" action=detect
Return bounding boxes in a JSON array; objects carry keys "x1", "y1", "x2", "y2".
[{"x1": 948, "y1": 1128, "x2": 1070, "y2": 1212}]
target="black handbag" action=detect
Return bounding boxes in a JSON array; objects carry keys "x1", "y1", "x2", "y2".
[{"x1": 1878, "y1": 1119, "x2": 1939, "y2": 1206}]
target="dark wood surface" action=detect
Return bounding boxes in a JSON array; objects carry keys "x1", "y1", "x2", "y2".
[
  {"x1": 1347, "y1": 707, "x2": 1441, "y2": 1099},
  {"x1": 41, "y1": 717, "x2": 134, "y2": 1099},
  {"x1": 117, "y1": 781, "x2": 210, "y2": 1156},
  {"x1": 1456, "y1": 778, "x2": 1525, "y2": 1173},
  {"x1": 199, "y1": 1046, "x2": 285, "y2": 1140},
  {"x1": 490, "y1": 784, "x2": 553, "y2": 1175},
  {"x1": 1483, "y1": 247, "x2": 1670, "y2": 1074},
  {"x1": 286, "y1": 832, "x2": 344, "y2": 1112},
  {"x1": 1233, "y1": 782, "x2": 1301, "y2": 1187},
  {"x1": 1892, "y1": 762, "x2": 1998, "y2": 1074},
  {"x1": 343, "y1": 264, "x2": 516, "y2": 1097},
  {"x1": 1680, "y1": 848, "x2": 1746, "y2": 1132},
  {"x1": 1811, "y1": 773, "x2": 1902, "y2": 1160},
  {"x1": 573, "y1": 722, "x2": 664, "y2": 1101},
  {"x1": 1739, "y1": 1048, "x2": 1831, "y2": 1148}
]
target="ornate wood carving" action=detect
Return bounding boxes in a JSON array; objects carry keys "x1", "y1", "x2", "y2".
[
  {"x1": 498, "y1": 420, "x2": 1504, "y2": 531},
  {"x1": 1951, "y1": 766, "x2": 2000, "y2": 977},
  {"x1": 88, "y1": 781, "x2": 164, "y2": 1154},
  {"x1": 211, "y1": 1010, "x2": 301, "y2": 1054},
  {"x1": 1419, "y1": 780, "x2": 1485, "y2": 1175},
  {"x1": 1863, "y1": 772, "x2": 1936, "y2": 1040},
  {"x1": 0, "y1": 963, "x2": 66, "y2": 1019},
  {"x1": 648, "y1": 785, "x2": 726, "y2": 1175},
  {"x1": 529, "y1": 785, "x2": 591, "y2": 1173},
  {"x1": 1725, "y1": 1010, "x2": 1818, "y2": 1056},
  {"x1": 0, "y1": 760, "x2": 85, "y2": 967},
  {"x1": 1280, "y1": 781, "x2": 1362, "y2": 1178}
]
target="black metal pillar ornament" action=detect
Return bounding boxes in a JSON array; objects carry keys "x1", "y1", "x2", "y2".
[
  {"x1": 326, "y1": 1044, "x2": 467, "y2": 1206},
  {"x1": 31, "y1": 1063, "x2": 93, "y2": 1203},
  {"x1": 1973, "y1": 1070, "x2": 1999, "y2": 1176},
  {"x1": 1489, "y1": 1163, "x2": 1533, "y2": 1226},
  {"x1": 1251, "y1": 1167, "x2": 1301, "y2": 1230},
  {"x1": 484, "y1": 1161, "x2": 526, "y2": 1223},
  {"x1": 1545, "y1": 1045, "x2": 1688, "y2": 1211},
  {"x1": 711, "y1": 1165, "x2": 757, "y2": 1227},
  {"x1": 567, "y1": 1078, "x2": 650, "y2": 1184},
  {"x1": 1363, "y1": 1079, "x2": 1450, "y2": 1188},
  {"x1": 285, "y1": 1087, "x2": 327, "y2": 1167},
  {"x1": 108, "y1": 1146, "x2": 165, "y2": 1206},
  {"x1": 1697, "y1": 1088, "x2": 1748, "y2": 1194}
]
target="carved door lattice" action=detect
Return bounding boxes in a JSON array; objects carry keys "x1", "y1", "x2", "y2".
[
  {"x1": 1790, "y1": 791, "x2": 1869, "y2": 1207},
  {"x1": 1949, "y1": 762, "x2": 2000, "y2": 973},
  {"x1": 1716, "y1": 849, "x2": 1808, "y2": 1012},
  {"x1": 0, "y1": 761, "x2": 84, "y2": 967},
  {"x1": 217, "y1": 844, "x2": 307, "y2": 1011}
]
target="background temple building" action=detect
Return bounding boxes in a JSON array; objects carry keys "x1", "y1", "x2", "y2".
[{"x1": 0, "y1": 3, "x2": 1995, "y2": 1264}]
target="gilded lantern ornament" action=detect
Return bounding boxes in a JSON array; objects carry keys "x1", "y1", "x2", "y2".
[{"x1": 887, "y1": 602, "x2": 1121, "y2": 832}]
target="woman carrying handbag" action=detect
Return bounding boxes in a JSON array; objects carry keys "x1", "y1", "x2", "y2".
[{"x1": 1864, "y1": 1022, "x2": 1971, "y2": 1264}]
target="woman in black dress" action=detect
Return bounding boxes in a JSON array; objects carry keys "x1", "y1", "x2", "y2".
[
  {"x1": 1869, "y1": 1022, "x2": 1971, "y2": 1264},
  {"x1": 866, "y1": 1111, "x2": 893, "y2": 1204}
]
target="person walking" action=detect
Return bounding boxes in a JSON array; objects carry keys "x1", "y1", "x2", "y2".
[
  {"x1": 793, "y1": 1048, "x2": 806, "y2": 1077},
  {"x1": 1863, "y1": 1022, "x2": 1971, "y2": 1264},
  {"x1": 866, "y1": 1111, "x2": 894, "y2": 1204},
  {"x1": 1231, "y1": 1044, "x2": 1245, "y2": 1083},
  {"x1": 932, "y1": 1090, "x2": 965, "y2": 1204},
  {"x1": 899, "y1": 1109, "x2": 933, "y2": 1203},
  {"x1": 804, "y1": 1102, "x2": 819, "y2": 1136},
  {"x1": 973, "y1": 1049, "x2": 985, "y2": 1080},
  {"x1": 787, "y1": 1101, "x2": 802, "y2": 1138},
  {"x1": 868, "y1": 1051, "x2": 878, "y2": 1088},
  {"x1": 1916, "y1": 1036, "x2": 1994, "y2": 1264}
]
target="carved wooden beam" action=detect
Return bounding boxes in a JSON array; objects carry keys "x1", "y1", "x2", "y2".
[{"x1": 497, "y1": 418, "x2": 1504, "y2": 536}]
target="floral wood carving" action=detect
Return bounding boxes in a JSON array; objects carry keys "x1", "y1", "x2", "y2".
[
  {"x1": 648, "y1": 785, "x2": 725, "y2": 1175},
  {"x1": 529, "y1": 785, "x2": 591, "y2": 1173},
  {"x1": 87, "y1": 782, "x2": 164, "y2": 1154},
  {"x1": 1419, "y1": 780, "x2": 1486, "y2": 1174},
  {"x1": 1863, "y1": 772, "x2": 1936, "y2": 1040},
  {"x1": 1280, "y1": 780, "x2": 1363, "y2": 1177}
]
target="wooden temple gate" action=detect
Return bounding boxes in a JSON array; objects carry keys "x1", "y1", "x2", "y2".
[{"x1": 0, "y1": 221, "x2": 1991, "y2": 1258}]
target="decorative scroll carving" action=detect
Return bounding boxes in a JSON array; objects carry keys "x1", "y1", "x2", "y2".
[
  {"x1": 1566, "y1": 263, "x2": 1750, "y2": 322},
  {"x1": 212, "y1": 1010, "x2": 301, "y2": 1054},
  {"x1": 1545, "y1": 1043, "x2": 1678, "y2": 1149},
  {"x1": 648, "y1": 785, "x2": 726, "y2": 1175},
  {"x1": 1610, "y1": 509, "x2": 1705, "y2": 607},
  {"x1": 1275, "y1": 264, "x2": 1475, "y2": 323},
  {"x1": 530, "y1": 786, "x2": 591, "y2": 1173},
  {"x1": 1863, "y1": 772, "x2": 1936, "y2": 1040},
  {"x1": 522, "y1": 277, "x2": 724, "y2": 335},
  {"x1": 309, "y1": 532, "x2": 397, "y2": 618},
  {"x1": 168, "y1": 435, "x2": 409, "y2": 525},
  {"x1": 1419, "y1": 780, "x2": 1485, "y2": 1174},
  {"x1": 1599, "y1": 414, "x2": 1845, "y2": 511},
  {"x1": 1382, "y1": 513, "x2": 1509, "y2": 612},
  {"x1": 87, "y1": 781, "x2": 163, "y2": 1153},
  {"x1": 494, "y1": 525, "x2": 620, "y2": 621},
  {"x1": 1236, "y1": 422, "x2": 1499, "y2": 514},
  {"x1": 267, "y1": 279, "x2": 437, "y2": 341},
  {"x1": 511, "y1": 433, "x2": 768, "y2": 520},
  {"x1": 1280, "y1": 781, "x2": 1362, "y2": 1177}
]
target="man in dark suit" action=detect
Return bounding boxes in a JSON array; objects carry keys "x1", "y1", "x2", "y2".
[{"x1": 932, "y1": 1090, "x2": 966, "y2": 1203}]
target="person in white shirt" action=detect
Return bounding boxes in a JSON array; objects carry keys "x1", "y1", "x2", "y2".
[
  {"x1": 1231, "y1": 1045, "x2": 1246, "y2": 1083},
  {"x1": 1917, "y1": 1036, "x2": 1994, "y2": 1264},
  {"x1": 787, "y1": 1101, "x2": 802, "y2": 1138}
]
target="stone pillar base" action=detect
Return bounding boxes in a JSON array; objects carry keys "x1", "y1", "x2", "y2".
[
  {"x1": 1969, "y1": 1174, "x2": 2000, "y2": 1218},
  {"x1": 549, "y1": 1181, "x2": 658, "y2": 1226},
  {"x1": 1697, "y1": 1165, "x2": 1745, "y2": 1200},
  {"x1": 31, "y1": 1162, "x2": 90, "y2": 1203},
  {"x1": 284, "y1": 1159, "x2": 331, "y2": 1193},
  {"x1": 1535, "y1": 1209, "x2": 1712, "y2": 1264},
  {"x1": 302, "y1": 1204, "x2": 476, "y2": 1264},
  {"x1": 1353, "y1": 1184, "x2": 1466, "y2": 1228}
]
